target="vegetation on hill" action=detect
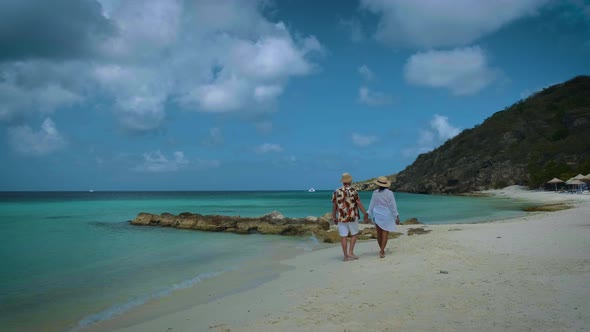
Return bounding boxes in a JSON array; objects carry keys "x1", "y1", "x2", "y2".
[{"x1": 383, "y1": 75, "x2": 590, "y2": 194}]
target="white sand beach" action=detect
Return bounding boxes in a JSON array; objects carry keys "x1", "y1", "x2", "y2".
[{"x1": 87, "y1": 186, "x2": 590, "y2": 332}]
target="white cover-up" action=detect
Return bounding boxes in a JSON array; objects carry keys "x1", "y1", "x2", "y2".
[{"x1": 368, "y1": 189, "x2": 399, "y2": 232}]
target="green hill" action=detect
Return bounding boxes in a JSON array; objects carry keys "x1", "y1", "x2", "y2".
[{"x1": 388, "y1": 75, "x2": 590, "y2": 194}]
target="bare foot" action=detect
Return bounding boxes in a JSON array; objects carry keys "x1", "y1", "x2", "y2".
[
  {"x1": 343, "y1": 256, "x2": 349, "y2": 261},
  {"x1": 348, "y1": 254, "x2": 358, "y2": 260},
  {"x1": 379, "y1": 251, "x2": 385, "y2": 258}
]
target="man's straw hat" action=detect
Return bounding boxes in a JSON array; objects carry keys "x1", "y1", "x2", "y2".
[{"x1": 341, "y1": 172, "x2": 353, "y2": 183}]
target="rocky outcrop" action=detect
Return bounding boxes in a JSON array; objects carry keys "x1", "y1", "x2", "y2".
[
  {"x1": 400, "y1": 218, "x2": 422, "y2": 225},
  {"x1": 407, "y1": 227, "x2": 431, "y2": 236},
  {"x1": 316, "y1": 226, "x2": 403, "y2": 243},
  {"x1": 131, "y1": 210, "x2": 417, "y2": 243},
  {"x1": 132, "y1": 210, "x2": 330, "y2": 236}
]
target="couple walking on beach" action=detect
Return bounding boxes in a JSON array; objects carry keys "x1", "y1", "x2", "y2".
[{"x1": 331, "y1": 172, "x2": 400, "y2": 261}]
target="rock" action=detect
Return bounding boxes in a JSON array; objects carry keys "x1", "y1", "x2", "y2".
[
  {"x1": 132, "y1": 211, "x2": 330, "y2": 238},
  {"x1": 439, "y1": 270, "x2": 449, "y2": 274},
  {"x1": 407, "y1": 227, "x2": 431, "y2": 236},
  {"x1": 317, "y1": 229, "x2": 341, "y2": 243},
  {"x1": 133, "y1": 212, "x2": 154, "y2": 225},
  {"x1": 523, "y1": 204, "x2": 572, "y2": 212},
  {"x1": 318, "y1": 212, "x2": 333, "y2": 225},
  {"x1": 356, "y1": 227, "x2": 402, "y2": 240},
  {"x1": 315, "y1": 225, "x2": 404, "y2": 242},
  {"x1": 261, "y1": 210, "x2": 286, "y2": 220},
  {"x1": 401, "y1": 217, "x2": 422, "y2": 225}
]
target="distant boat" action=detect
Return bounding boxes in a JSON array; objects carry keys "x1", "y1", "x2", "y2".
[
  {"x1": 89, "y1": 190, "x2": 94, "y2": 193},
  {"x1": 308, "y1": 188, "x2": 316, "y2": 193}
]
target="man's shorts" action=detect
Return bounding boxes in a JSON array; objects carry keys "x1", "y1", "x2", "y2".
[{"x1": 338, "y1": 220, "x2": 359, "y2": 237}]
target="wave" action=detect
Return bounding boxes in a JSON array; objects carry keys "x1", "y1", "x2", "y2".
[
  {"x1": 295, "y1": 233, "x2": 320, "y2": 251},
  {"x1": 70, "y1": 268, "x2": 235, "y2": 332}
]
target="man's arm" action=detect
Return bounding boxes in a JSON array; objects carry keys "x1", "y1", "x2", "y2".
[
  {"x1": 331, "y1": 192, "x2": 338, "y2": 224},
  {"x1": 357, "y1": 199, "x2": 369, "y2": 222}
]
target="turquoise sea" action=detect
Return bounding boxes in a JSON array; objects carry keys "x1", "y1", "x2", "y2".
[{"x1": 0, "y1": 190, "x2": 533, "y2": 331}]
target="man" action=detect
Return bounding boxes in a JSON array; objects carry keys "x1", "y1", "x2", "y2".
[{"x1": 332, "y1": 172, "x2": 369, "y2": 261}]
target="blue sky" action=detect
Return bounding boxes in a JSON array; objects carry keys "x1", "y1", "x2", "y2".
[{"x1": 0, "y1": 0, "x2": 589, "y2": 191}]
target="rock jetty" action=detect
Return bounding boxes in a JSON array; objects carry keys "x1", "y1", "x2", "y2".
[
  {"x1": 131, "y1": 210, "x2": 330, "y2": 236},
  {"x1": 131, "y1": 211, "x2": 424, "y2": 243}
]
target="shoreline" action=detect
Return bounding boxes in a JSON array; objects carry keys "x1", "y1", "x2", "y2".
[{"x1": 84, "y1": 186, "x2": 590, "y2": 331}]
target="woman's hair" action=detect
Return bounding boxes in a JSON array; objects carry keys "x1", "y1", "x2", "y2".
[{"x1": 378, "y1": 187, "x2": 386, "y2": 192}]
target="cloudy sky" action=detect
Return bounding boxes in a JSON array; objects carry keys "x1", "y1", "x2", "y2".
[{"x1": 0, "y1": 0, "x2": 588, "y2": 191}]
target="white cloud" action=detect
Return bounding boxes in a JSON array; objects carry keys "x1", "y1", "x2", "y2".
[
  {"x1": 431, "y1": 114, "x2": 461, "y2": 140},
  {"x1": 254, "y1": 85, "x2": 284, "y2": 102},
  {"x1": 183, "y1": 77, "x2": 250, "y2": 113},
  {"x1": 255, "y1": 143, "x2": 283, "y2": 154},
  {"x1": 0, "y1": 79, "x2": 82, "y2": 123},
  {"x1": 7, "y1": 118, "x2": 66, "y2": 156},
  {"x1": 404, "y1": 46, "x2": 500, "y2": 95},
  {"x1": 92, "y1": 63, "x2": 169, "y2": 130},
  {"x1": 0, "y1": 0, "x2": 323, "y2": 132},
  {"x1": 352, "y1": 133, "x2": 378, "y2": 147},
  {"x1": 360, "y1": 0, "x2": 550, "y2": 48},
  {"x1": 169, "y1": 15, "x2": 322, "y2": 116},
  {"x1": 231, "y1": 36, "x2": 316, "y2": 80},
  {"x1": 134, "y1": 150, "x2": 189, "y2": 173},
  {"x1": 417, "y1": 129, "x2": 435, "y2": 146},
  {"x1": 403, "y1": 114, "x2": 460, "y2": 158},
  {"x1": 358, "y1": 86, "x2": 393, "y2": 106},
  {"x1": 37, "y1": 85, "x2": 82, "y2": 113},
  {"x1": 358, "y1": 65, "x2": 375, "y2": 81}
]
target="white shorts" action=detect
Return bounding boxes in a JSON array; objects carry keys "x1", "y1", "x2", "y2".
[{"x1": 338, "y1": 220, "x2": 359, "y2": 237}]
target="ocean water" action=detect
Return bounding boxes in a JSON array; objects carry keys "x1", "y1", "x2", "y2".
[{"x1": 0, "y1": 191, "x2": 531, "y2": 331}]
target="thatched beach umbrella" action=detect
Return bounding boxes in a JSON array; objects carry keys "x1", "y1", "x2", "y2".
[
  {"x1": 547, "y1": 177, "x2": 564, "y2": 192},
  {"x1": 566, "y1": 178, "x2": 584, "y2": 192},
  {"x1": 574, "y1": 174, "x2": 590, "y2": 187}
]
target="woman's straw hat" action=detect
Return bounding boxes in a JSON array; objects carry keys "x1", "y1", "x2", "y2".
[
  {"x1": 341, "y1": 172, "x2": 353, "y2": 183},
  {"x1": 373, "y1": 176, "x2": 391, "y2": 188}
]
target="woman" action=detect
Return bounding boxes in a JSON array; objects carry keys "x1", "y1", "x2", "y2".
[{"x1": 367, "y1": 176, "x2": 400, "y2": 258}]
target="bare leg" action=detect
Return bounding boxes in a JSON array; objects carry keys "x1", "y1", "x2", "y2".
[
  {"x1": 381, "y1": 230, "x2": 389, "y2": 257},
  {"x1": 348, "y1": 235, "x2": 358, "y2": 259},
  {"x1": 376, "y1": 226, "x2": 383, "y2": 253},
  {"x1": 376, "y1": 224, "x2": 385, "y2": 258},
  {"x1": 340, "y1": 236, "x2": 349, "y2": 261}
]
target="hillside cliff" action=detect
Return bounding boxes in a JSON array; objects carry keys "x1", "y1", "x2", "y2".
[{"x1": 388, "y1": 76, "x2": 590, "y2": 194}]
